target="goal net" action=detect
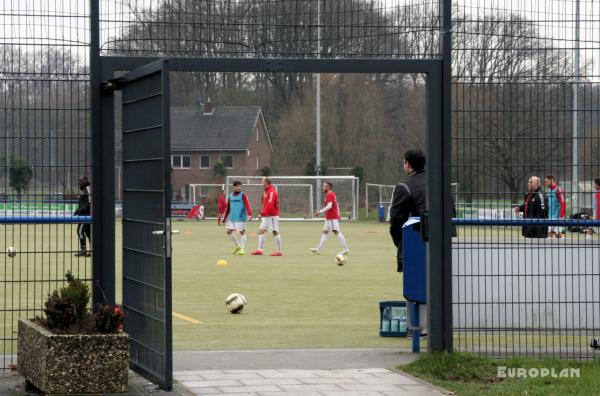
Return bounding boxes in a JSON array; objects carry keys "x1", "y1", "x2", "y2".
[
  {"x1": 238, "y1": 184, "x2": 313, "y2": 219},
  {"x1": 188, "y1": 184, "x2": 225, "y2": 218},
  {"x1": 226, "y1": 176, "x2": 359, "y2": 220},
  {"x1": 365, "y1": 183, "x2": 395, "y2": 219}
]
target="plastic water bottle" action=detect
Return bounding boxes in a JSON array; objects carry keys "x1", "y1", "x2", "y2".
[{"x1": 399, "y1": 307, "x2": 407, "y2": 334}]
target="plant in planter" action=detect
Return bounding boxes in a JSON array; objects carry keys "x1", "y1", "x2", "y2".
[{"x1": 18, "y1": 272, "x2": 129, "y2": 394}]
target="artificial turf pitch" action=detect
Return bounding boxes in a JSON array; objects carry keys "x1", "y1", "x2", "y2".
[{"x1": 116, "y1": 220, "x2": 409, "y2": 350}]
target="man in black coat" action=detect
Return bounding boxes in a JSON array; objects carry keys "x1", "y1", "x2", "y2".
[
  {"x1": 389, "y1": 149, "x2": 427, "y2": 272},
  {"x1": 74, "y1": 176, "x2": 92, "y2": 257},
  {"x1": 514, "y1": 176, "x2": 548, "y2": 238}
]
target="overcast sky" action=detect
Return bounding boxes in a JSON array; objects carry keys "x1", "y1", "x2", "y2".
[{"x1": 0, "y1": 0, "x2": 598, "y2": 77}]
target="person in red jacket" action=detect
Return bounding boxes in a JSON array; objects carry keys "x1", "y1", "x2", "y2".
[
  {"x1": 587, "y1": 178, "x2": 600, "y2": 240},
  {"x1": 216, "y1": 189, "x2": 227, "y2": 226},
  {"x1": 251, "y1": 177, "x2": 283, "y2": 256}
]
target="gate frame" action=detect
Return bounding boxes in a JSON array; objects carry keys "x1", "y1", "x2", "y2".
[{"x1": 90, "y1": 1, "x2": 453, "y2": 385}]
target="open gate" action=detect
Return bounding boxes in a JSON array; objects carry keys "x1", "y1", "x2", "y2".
[{"x1": 120, "y1": 59, "x2": 173, "y2": 390}]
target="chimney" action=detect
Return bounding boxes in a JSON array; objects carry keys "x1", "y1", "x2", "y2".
[{"x1": 203, "y1": 97, "x2": 214, "y2": 115}]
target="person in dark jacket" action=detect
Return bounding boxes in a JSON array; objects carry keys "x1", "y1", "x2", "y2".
[
  {"x1": 389, "y1": 149, "x2": 427, "y2": 272},
  {"x1": 514, "y1": 176, "x2": 548, "y2": 238},
  {"x1": 74, "y1": 176, "x2": 92, "y2": 257}
]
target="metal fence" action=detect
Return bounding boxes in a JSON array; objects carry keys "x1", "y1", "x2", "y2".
[
  {"x1": 451, "y1": 0, "x2": 600, "y2": 359},
  {"x1": 0, "y1": 1, "x2": 92, "y2": 372},
  {"x1": 1, "y1": 0, "x2": 599, "y2": 373}
]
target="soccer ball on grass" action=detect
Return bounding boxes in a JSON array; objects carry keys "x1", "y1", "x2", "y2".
[
  {"x1": 335, "y1": 254, "x2": 347, "y2": 266},
  {"x1": 6, "y1": 247, "x2": 17, "y2": 258},
  {"x1": 226, "y1": 293, "x2": 247, "y2": 314}
]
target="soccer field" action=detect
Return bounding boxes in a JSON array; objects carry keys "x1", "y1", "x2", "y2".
[
  {"x1": 0, "y1": 220, "x2": 410, "y2": 357},
  {"x1": 115, "y1": 220, "x2": 410, "y2": 350}
]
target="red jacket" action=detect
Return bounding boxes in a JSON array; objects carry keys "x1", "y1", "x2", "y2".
[
  {"x1": 596, "y1": 188, "x2": 600, "y2": 220},
  {"x1": 217, "y1": 193, "x2": 227, "y2": 213},
  {"x1": 260, "y1": 185, "x2": 280, "y2": 217}
]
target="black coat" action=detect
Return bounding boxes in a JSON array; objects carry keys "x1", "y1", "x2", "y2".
[
  {"x1": 518, "y1": 187, "x2": 548, "y2": 238},
  {"x1": 75, "y1": 182, "x2": 92, "y2": 216},
  {"x1": 389, "y1": 170, "x2": 427, "y2": 271}
]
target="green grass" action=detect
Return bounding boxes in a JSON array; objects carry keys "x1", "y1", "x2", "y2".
[
  {"x1": 117, "y1": 220, "x2": 410, "y2": 350},
  {"x1": 0, "y1": 220, "x2": 410, "y2": 352},
  {"x1": 399, "y1": 352, "x2": 600, "y2": 396}
]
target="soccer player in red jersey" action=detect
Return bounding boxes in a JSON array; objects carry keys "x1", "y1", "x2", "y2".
[
  {"x1": 587, "y1": 178, "x2": 600, "y2": 240},
  {"x1": 310, "y1": 182, "x2": 349, "y2": 256},
  {"x1": 216, "y1": 189, "x2": 227, "y2": 226},
  {"x1": 250, "y1": 177, "x2": 283, "y2": 256}
]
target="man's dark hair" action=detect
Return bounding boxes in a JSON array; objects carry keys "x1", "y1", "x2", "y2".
[
  {"x1": 232, "y1": 180, "x2": 242, "y2": 187},
  {"x1": 404, "y1": 149, "x2": 426, "y2": 171},
  {"x1": 595, "y1": 178, "x2": 600, "y2": 187},
  {"x1": 325, "y1": 181, "x2": 333, "y2": 189},
  {"x1": 545, "y1": 175, "x2": 555, "y2": 182}
]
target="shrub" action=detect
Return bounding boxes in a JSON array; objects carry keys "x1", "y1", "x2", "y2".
[
  {"x1": 41, "y1": 272, "x2": 125, "y2": 334},
  {"x1": 44, "y1": 271, "x2": 90, "y2": 330}
]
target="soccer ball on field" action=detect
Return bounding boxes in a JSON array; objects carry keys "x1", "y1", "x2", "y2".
[
  {"x1": 226, "y1": 293, "x2": 247, "y2": 314},
  {"x1": 335, "y1": 254, "x2": 347, "y2": 266},
  {"x1": 7, "y1": 246, "x2": 17, "y2": 258}
]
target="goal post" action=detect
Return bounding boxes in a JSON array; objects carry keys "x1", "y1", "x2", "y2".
[
  {"x1": 365, "y1": 183, "x2": 396, "y2": 219},
  {"x1": 233, "y1": 183, "x2": 313, "y2": 220},
  {"x1": 225, "y1": 176, "x2": 359, "y2": 220},
  {"x1": 188, "y1": 184, "x2": 226, "y2": 218}
]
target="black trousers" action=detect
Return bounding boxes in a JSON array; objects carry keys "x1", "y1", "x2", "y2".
[
  {"x1": 390, "y1": 224, "x2": 403, "y2": 273},
  {"x1": 77, "y1": 223, "x2": 91, "y2": 249}
]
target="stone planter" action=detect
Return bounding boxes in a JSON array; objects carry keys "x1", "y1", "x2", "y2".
[{"x1": 17, "y1": 318, "x2": 129, "y2": 394}]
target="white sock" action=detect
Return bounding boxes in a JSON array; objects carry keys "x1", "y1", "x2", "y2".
[
  {"x1": 317, "y1": 233, "x2": 329, "y2": 250},
  {"x1": 240, "y1": 234, "x2": 247, "y2": 248},
  {"x1": 274, "y1": 235, "x2": 282, "y2": 251},
  {"x1": 228, "y1": 233, "x2": 239, "y2": 246},
  {"x1": 336, "y1": 232, "x2": 349, "y2": 252},
  {"x1": 258, "y1": 234, "x2": 265, "y2": 250}
]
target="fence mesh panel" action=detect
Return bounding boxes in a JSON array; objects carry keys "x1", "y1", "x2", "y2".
[
  {"x1": 1, "y1": 0, "x2": 599, "y2": 371},
  {"x1": 99, "y1": 0, "x2": 443, "y2": 59},
  {"x1": 1, "y1": 1, "x2": 92, "y2": 372},
  {"x1": 452, "y1": 0, "x2": 600, "y2": 359}
]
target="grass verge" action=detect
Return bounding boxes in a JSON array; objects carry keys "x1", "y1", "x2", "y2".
[{"x1": 398, "y1": 351, "x2": 600, "y2": 396}]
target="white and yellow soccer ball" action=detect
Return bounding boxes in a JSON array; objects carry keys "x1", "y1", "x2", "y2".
[
  {"x1": 335, "y1": 254, "x2": 347, "y2": 266},
  {"x1": 225, "y1": 293, "x2": 247, "y2": 314},
  {"x1": 6, "y1": 246, "x2": 17, "y2": 258}
]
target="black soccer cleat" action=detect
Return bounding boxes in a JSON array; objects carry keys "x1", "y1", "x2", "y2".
[{"x1": 74, "y1": 250, "x2": 91, "y2": 258}]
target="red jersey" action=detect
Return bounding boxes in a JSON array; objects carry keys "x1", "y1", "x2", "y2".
[
  {"x1": 261, "y1": 185, "x2": 280, "y2": 217},
  {"x1": 596, "y1": 188, "x2": 600, "y2": 220},
  {"x1": 217, "y1": 193, "x2": 227, "y2": 213},
  {"x1": 324, "y1": 190, "x2": 340, "y2": 220}
]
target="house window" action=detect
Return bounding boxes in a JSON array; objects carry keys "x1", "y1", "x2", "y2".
[
  {"x1": 200, "y1": 154, "x2": 210, "y2": 169},
  {"x1": 220, "y1": 155, "x2": 233, "y2": 169},
  {"x1": 172, "y1": 155, "x2": 191, "y2": 169}
]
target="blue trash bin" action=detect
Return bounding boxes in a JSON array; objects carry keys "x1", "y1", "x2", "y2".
[
  {"x1": 379, "y1": 301, "x2": 407, "y2": 337},
  {"x1": 378, "y1": 204, "x2": 386, "y2": 222},
  {"x1": 402, "y1": 217, "x2": 427, "y2": 352}
]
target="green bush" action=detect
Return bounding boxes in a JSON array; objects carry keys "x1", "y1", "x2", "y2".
[
  {"x1": 43, "y1": 271, "x2": 90, "y2": 331},
  {"x1": 41, "y1": 272, "x2": 124, "y2": 334}
]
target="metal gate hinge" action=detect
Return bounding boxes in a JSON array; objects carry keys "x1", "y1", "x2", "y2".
[{"x1": 101, "y1": 77, "x2": 125, "y2": 92}]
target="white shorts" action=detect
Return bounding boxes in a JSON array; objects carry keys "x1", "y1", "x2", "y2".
[
  {"x1": 259, "y1": 216, "x2": 280, "y2": 233},
  {"x1": 226, "y1": 221, "x2": 247, "y2": 231},
  {"x1": 548, "y1": 226, "x2": 562, "y2": 234},
  {"x1": 323, "y1": 219, "x2": 341, "y2": 232}
]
